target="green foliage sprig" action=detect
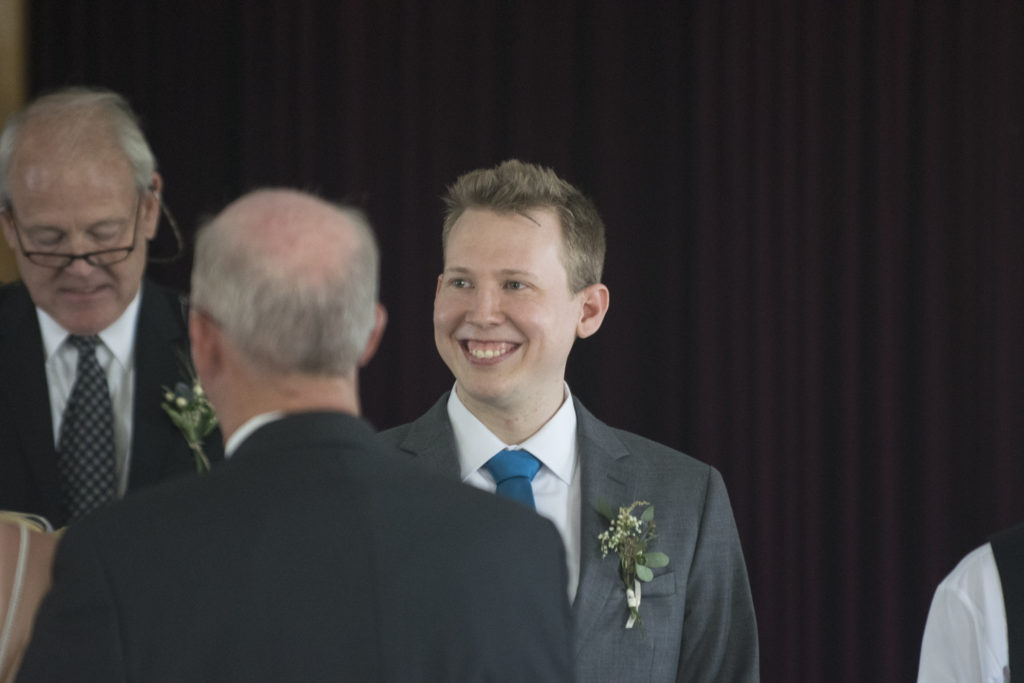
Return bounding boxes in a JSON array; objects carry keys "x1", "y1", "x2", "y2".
[
  {"x1": 161, "y1": 374, "x2": 217, "y2": 474},
  {"x1": 598, "y1": 500, "x2": 671, "y2": 630}
]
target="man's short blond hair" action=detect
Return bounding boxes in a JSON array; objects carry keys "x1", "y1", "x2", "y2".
[{"x1": 441, "y1": 159, "x2": 606, "y2": 293}]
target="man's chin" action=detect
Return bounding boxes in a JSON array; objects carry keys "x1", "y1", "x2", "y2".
[
  {"x1": 52, "y1": 303, "x2": 120, "y2": 336},
  {"x1": 454, "y1": 379, "x2": 518, "y2": 410}
]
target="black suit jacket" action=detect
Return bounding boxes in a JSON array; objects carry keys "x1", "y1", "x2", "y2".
[
  {"x1": 17, "y1": 412, "x2": 574, "y2": 682},
  {"x1": 0, "y1": 279, "x2": 223, "y2": 527}
]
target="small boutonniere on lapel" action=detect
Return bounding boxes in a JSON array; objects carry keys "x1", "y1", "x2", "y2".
[
  {"x1": 161, "y1": 362, "x2": 217, "y2": 474},
  {"x1": 598, "y1": 500, "x2": 670, "y2": 631}
]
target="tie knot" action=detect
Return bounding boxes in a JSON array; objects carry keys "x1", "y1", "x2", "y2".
[
  {"x1": 68, "y1": 335, "x2": 100, "y2": 355},
  {"x1": 484, "y1": 449, "x2": 541, "y2": 484}
]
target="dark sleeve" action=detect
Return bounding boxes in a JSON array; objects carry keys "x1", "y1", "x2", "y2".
[
  {"x1": 676, "y1": 468, "x2": 760, "y2": 682},
  {"x1": 501, "y1": 516, "x2": 575, "y2": 682},
  {"x1": 16, "y1": 529, "x2": 125, "y2": 682}
]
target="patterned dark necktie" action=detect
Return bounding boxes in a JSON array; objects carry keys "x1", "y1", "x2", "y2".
[
  {"x1": 57, "y1": 335, "x2": 117, "y2": 522},
  {"x1": 484, "y1": 449, "x2": 541, "y2": 509}
]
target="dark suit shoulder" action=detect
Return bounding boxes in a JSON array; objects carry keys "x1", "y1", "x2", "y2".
[
  {"x1": 144, "y1": 279, "x2": 188, "y2": 308},
  {"x1": 574, "y1": 397, "x2": 717, "y2": 479},
  {"x1": 377, "y1": 393, "x2": 449, "y2": 446},
  {"x1": 0, "y1": 281, "x2": 33, "y2": 328},
  {"x1": 377, "y1": 421, "x2": 410, "y2": 444},
  {"x1": 608, "y1": 425, "x2": 708, "y2": 467},
  {"x1": 138, "y1": 279, "x2": 189, "y2": 333},
  {"x1": 0, "y1": 279, "x2": 27, "y2": 299}
]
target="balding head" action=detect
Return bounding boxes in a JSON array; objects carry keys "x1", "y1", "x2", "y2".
[
  {"x1": 191, "y1": 189, "x2": 380, "y2": 377},
  {"x1": 0, "y1": 87, "x2": 157, "y2": 204}
]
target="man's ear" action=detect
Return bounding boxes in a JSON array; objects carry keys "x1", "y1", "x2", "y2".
[
  {"x1": 0, "y1": 209, "x2": 15, "y2": 250},
  {"x1": 358, "y1": 303, "x2": 389, "y2": 367},
  {"x1": 141, "y1": 172, "x2": 164, "y2": 240},
  {"x1": 576, "y1": 283, "x2": 610, "y2": 339}
]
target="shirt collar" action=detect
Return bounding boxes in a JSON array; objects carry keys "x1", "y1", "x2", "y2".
[
  {"x1": 38, "y1": 286, "x2": 142, "y2": 367},
  {"x1": 446, "y1": 383, "x2": 578, "y2": 485},
  {"x1": 224, "y1": 411, "x2": 285, "y2": 458}
]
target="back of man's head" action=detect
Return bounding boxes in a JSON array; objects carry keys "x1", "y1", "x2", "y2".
[
  {"x1": 190, "y1": 189, "x2": 380, "y2": 378},
  {"x1": 0, "y1": 86, "x2": 156, "y2": 204}
]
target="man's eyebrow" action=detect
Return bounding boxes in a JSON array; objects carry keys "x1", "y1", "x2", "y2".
[
  {"x1": 443, "y1": 266, "x2": 537, "y2": 279},
  {"x1": 497, "y1": 269, "x2": 536, "y2": 278},
  {"x1": 23, "y1": 215, "x2": 127, "y2": 232}
]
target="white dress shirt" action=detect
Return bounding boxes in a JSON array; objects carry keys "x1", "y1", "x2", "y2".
[
  {"x1": 447, "y1": 384, "x2": 582, "y2": 602},
  {"x1": 38, "y1": 291, "x2": 142, "y2": 496},
  {"x1": 918, "y1": 542, "x2": 1009, "y2": 683},
  {"x1": 224, "y1": 412, "x2": 285, "y2": 458}
]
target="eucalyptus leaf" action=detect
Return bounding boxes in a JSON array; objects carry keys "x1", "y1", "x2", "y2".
[
  {"x1": 636, "y1": 564, "x2": 654, "y2": 582},
  {"x1": 641, "y1": 505, "x2": 655, "y2": 523},
  {"x1": 645, "y1": 551, "x2": 670, "y2": 568},
  {"x1": 597, "y1": 500, "x2": 614, "y2": 520}
]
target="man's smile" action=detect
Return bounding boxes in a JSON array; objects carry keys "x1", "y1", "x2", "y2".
[
  {"x1": 58, "y1": 282, "x2": 111, "y2": 300},
  {"x1": 462, "y1": 340, "x2": 521, "y2": 361}
]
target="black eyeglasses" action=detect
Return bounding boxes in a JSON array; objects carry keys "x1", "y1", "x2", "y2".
[{"x1": 3, "y1": 194, "x2": 142, "y2": 269}]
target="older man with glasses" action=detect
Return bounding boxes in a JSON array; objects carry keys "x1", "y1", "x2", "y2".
[{"x1": 0, "y1": 87, "x2": 222, "y2": 528}]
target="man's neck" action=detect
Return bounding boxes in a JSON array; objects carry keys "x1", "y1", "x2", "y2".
[
  {"x1": 455, "y1": 383, "x2": 567, "y2": 444},
  {"x1": 217, "y1": 373, "x2": 360, "y2": 446}
]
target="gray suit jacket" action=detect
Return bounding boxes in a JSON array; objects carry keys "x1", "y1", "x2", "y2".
[{"x1": 381, "y1": 393, "x2": 760, "y2": 683}]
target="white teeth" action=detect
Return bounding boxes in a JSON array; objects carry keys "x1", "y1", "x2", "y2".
[{"x1": 466, "y1": 342, "x2": 515, "y2": 359}]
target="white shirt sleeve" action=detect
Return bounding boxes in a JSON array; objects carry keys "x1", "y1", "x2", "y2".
[{"x1": 918, "y1": 542, "x2": 1009, "y2": 683}]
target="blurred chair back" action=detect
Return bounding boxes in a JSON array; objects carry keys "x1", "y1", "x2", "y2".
[{"x1": 0, "y1": 511, "x2": 58, "y2": 683}]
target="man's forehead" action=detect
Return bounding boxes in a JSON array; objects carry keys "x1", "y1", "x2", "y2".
[
  {"x1": 460, "y1": 205, "x2": 558, "y2": 226},
  {"x1": 10, "y1": 151, "x2": 135, "y2": 200},
  {"x1": 14, "y1": 116, "x2": 130, "y2": 172},
  {"x1": 446, "y1": 207, "x2": 565, "y2": 254}
]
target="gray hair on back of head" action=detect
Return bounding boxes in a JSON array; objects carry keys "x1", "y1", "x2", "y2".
[{"x1": 190, "y1": 201, "x2": 380, "y2": 377}]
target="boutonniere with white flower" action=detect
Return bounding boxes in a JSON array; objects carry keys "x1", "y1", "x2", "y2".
[
  {"x1": 598, "y1": 500, "x2": 670, "y2": 630},
  {"x1": 161, "y1": 366, "x2": 217, "y2": 474}
]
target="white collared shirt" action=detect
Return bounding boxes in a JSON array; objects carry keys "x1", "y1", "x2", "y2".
[
  {"x1": 447, "y1": 384, "x2": 582, "y2": 602},
  {"x1": 918, "y1": 542, "x2": 1009, "y2": 682},
  {"x1": 224, "y1": 412, "x2": 285, "y2": 458},
  {"x1": 39, "y1": 289, "x2": 142, "y2": 496}
]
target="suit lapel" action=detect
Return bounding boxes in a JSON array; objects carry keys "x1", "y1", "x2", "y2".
[
  {"x1": 393, "y1": 393, "x2": 463, "y2": 480},
  {"x1": 396, "y1": 393, "x2": 639, "y2": 653},
  {"x1": 571, "y1": 398, "x2": 634, "y2": 655},
  {"x1": 127, "y1": 281, "x2": 191, "y2": 488},
  {"x1": 0, "y1": 284, "x2": 63, "y2": 519}
]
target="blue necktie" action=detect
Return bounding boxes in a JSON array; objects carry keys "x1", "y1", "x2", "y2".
[{"x1": 484, "y1": 449, "x2": 541, "y2": 509}]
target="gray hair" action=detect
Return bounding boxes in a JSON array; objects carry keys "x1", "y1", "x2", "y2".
[
  {"x1": 0, "y1": 87, "x2": 157, "y2": 204},
  {"x1": 191, "y1": 202, "x2": 380, "y2": 377}
]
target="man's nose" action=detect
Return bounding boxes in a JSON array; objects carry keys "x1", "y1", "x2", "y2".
[
  {"x1": 466, "y1": 287, "x2": 503, "y2": 325},
  {"x1": 62, "y1": 253, "x2": 99, "y2": 276}
]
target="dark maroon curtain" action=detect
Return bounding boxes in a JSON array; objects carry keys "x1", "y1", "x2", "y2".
[{"x1": 25, "y1": 1, "x2": 1024, "y2": 680}]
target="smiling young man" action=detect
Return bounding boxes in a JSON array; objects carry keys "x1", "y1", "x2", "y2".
[
  {"x1": 381, "y1": 159, "x2": 760, "y2": 682},
  {"x1": 0, "y1": 88, "x2": 222, "y2": 527}
]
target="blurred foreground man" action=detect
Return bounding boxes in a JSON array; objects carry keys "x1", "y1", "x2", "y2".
[{"x1": 17, "y1": 189, "x2": 573, "y2": 682}]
